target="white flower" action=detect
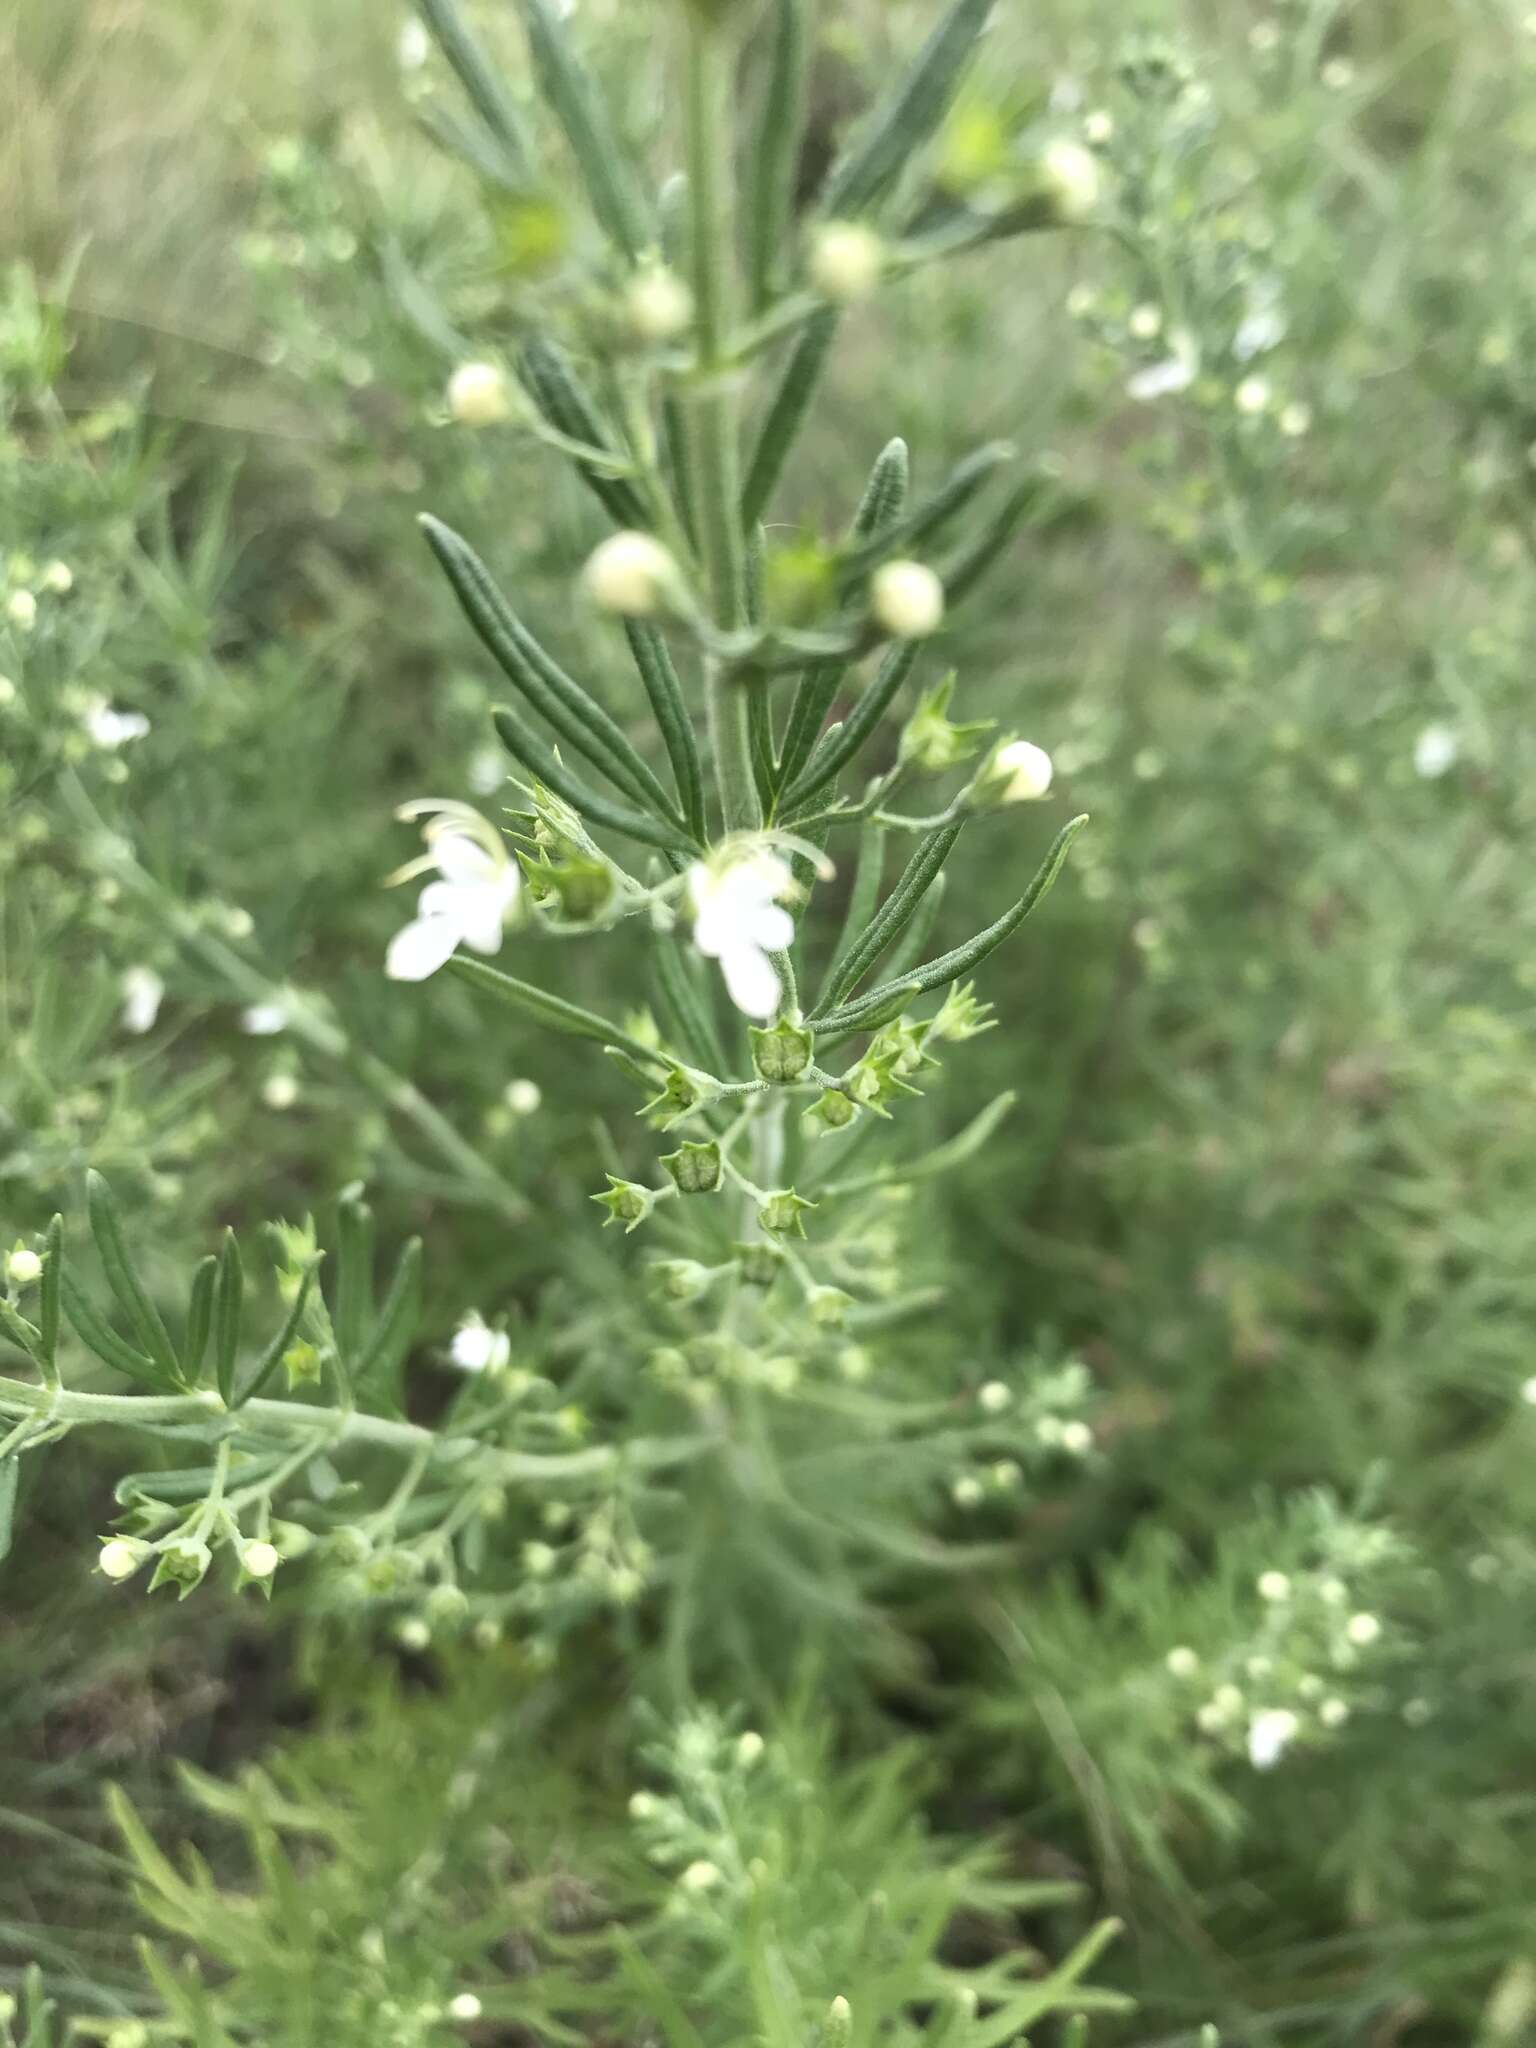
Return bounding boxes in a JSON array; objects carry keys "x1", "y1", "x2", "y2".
[
  {"x1": 951, "y1": 1474, "x2": 984, "y2": 1508},
  {"x1": 679, "y1": 1859, "x2": 721, "y2": 1892},
  {"x1": 1413, "y1": 723, "x2": 1459, "y2": 779},
  {"x1": 1083, "y1": 109, "x2": 1114, "y2": 145},
  {"x1": 120, "y1": 966, "x2": 165, "y2": 1034},
  {"x1": 262, "y1": 1073, "x2": 299, "y2": 1110},
  {"x1": 1235, "y1": 375, "x2": 1273, "y2": 415},
  {"x1": 992, "y1": 739, "x2": 1054, "y2": 802},
  {"x1": 6, "y1": 590, "x2": 37, "y2": 632},
  {"x1": 1319, "y1": 1697, "x2": 1350, "y2": 1728},
  {"x1": 1128, "y1": 303, "x2": 1163, "y2": 340},
  {"x1": 241, "y1": 1001, "x2": 289, "y2": 1035},
  {"x1": 240, "y1": 1539, "x2": 280, "y2": 1579},
  {"x1": 450, "y1": 1315, "x2": 512, "y2": 1374},
  {"x1": 870, "y1": 560, "x2": 945, "y2": 639},
  {"x1": 1257, "y1": 1570, "x2": 1292, "y2": 1602},
  {"x1": 1279, "y1": 401, "x2": 1313, "y2": 437},
  {"x1": 504, "y1": 1078, "x2": 542, "y2": 1115},
  {"x1": 1040, "y1": 138, "x2": 1101, "y2": 221},
  {"x1": 385, "y1": 802, "x2": 520, "y2": 981},
  {"x1": 1521, "y1": 1376, "x2": 1536, "y2": 1406},
  {"x1": 98, "y1": 1538, "x2": 148, "y2": 1581},
  {"x1": 687, "y1": 851, "x2": 794, "y2": 1020},
  {"x1": 1127, "y1": 333, "x2": 1198, "y2": 401},
  {"x1": 582, "y1": 531, "x2": 679, "y2": 617},
  {"x1": 448, "y1": 1995, "x2": 483, "y2": 2023},
  {"x1": 1234, "y1": 286, "x2": 1287, "y2": 361},
  {"x1": 808, "y1": 221, "x2": 885, "y2": 303},
  {"x1": 1321, "y1": 56, "x2": 1355, "y2": 90},
  {"x1": 1058, "y1": 1418, "x2": 1093, "y2": 1455},
  {"x1": 978, "y1": 1380, "x2": 1011, "y2": 1413},
  {"x1": 1346, "y1": 1611, "x2": 1381, "y2": 1646},
  {"x1": 447, "y1": 361, "x2": 513, "y2": 426},
  {"x1": 1247, "y1": 1707, "x2": 1300, "y2": 1769},
  {"x1": 6, "y1": 1248, "x2": 43, "y2": 1288},
  {"x1": 626, "y1": 265, "x2": 694, "y2": 343},
  {"x1": 736, "y1": 1730, "x2": 765, "y2": 1766},
  {"x1": 83, "y1": 700, "x2": 151, "y2": 748},
  {"x1": 398, "y1": 17, "x2": 431, "y2": 68},
  {"x1": 1165, "y1": 1646, "x2": 1200, "y2": 1678}
]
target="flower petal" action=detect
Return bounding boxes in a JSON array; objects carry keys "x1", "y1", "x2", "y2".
[
  {"x1": 718, "y1": 941, "x2": 781, "y2": 1020},
  {"x1": 432, "y1": 829, "x2": 500, "y2": 885},
  {"x1": 386, "y1": 914, "x2": 463, "y2": 982},
  {"x1": 748, "y1": 904, "x2": 795, "y2": 951}
]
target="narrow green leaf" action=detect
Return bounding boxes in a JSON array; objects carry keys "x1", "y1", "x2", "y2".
[
  {"x1": 517, "y1": 338, "x2": 650, "y2": 528},
  {"x1": 213, "y1": 1231, "x2": 244, "y2": 1408},
  {"x1": 183, "y1": 1256, "x2": 217, "y2": 1388},
  {"x1": 651, "y1": 926, "x2": 727, "y2": 1077},
  {"x1": 742, "y1": 306, "x2": 839, "y2": 528},
  {"x1": 520, "y1": 0, "x2": 650, "y2": 259},
  {"x1": 841, "y1": 440, "x2": 1016, "y2": 582},
  {"x1": 423, "y1": 515, "x2": 682, "y2": 825},
  {"x1": 38, "y1": 1214, "x2": 62, "y2": 1379},
  {"x1": 448, "y1": 955, "x2": 671, "y2": 1069},
  {"x1": 815, "y1": 820, "x2": 963, "y2": 1014},
  {"x1": 820, "y1": 0, "x2": 994, "y2": 219},
  {"x1": 356, "y1": 1239, "x2": 423, "y2": 1393},
  {"x1": 819, "y1": 1089, "x2": 1015, "y2": 1198},
  {"x1": 419, "y1": 0, "x2": 532, "y2": 179},
  {"x1": 413, "y1": 99, "x2": 525, "y2": 193},
  {"x1": 850, "y1": 434, "x2": 910, "y2": 538},
  {"x1": 0, "y1": 1453, "x2": 18, "y2": 1565},
  {"x1": 937, "y1": 472, "x2": 1050, "y2": 608},
  {"x1": 746, "y1": 0, "x2": 815, "y2": 314},
  {"x1": 86, "y1": 1171, "x2": 182, "y2": 1385},
  {"x1": 782, "y1": 641, "x2": 920, "y2": 812},
  {"x1": 624, "y1": 622, "x2": 706, "y2": 838},
  {"x1": 814, "y1": 813, "x2": 1087, "y2": 1035},
  {"x1": 58, "y1": 1271, "x2": 164, "y2": 1389},
  {"x1": 492, "y1": 703, "x2": 699, "y2": 854},
  {"x1": 0, "y1": 1300, "x2": 43, "y2": 1370},
  {"x1": 335, "y1": 1193, "x2": 375, "y2": 1364},
  {"x1": 816, "y1": 817, "x2": 885, "y2": 1006},
  {"x1": 233, "y1": 1263, "x2": 321, "y2": 1409}
]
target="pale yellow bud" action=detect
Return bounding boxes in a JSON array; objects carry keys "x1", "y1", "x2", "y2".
[
  {"x1": 626, "y1": 266, "x2": 694, "y2": 343},
  {"x1": 583, "y1": 531, "x2": 680, "y2": 617},
  {"x1": 6, "y1": 1247, "x2": 42, "y2": 1288},
  {"x1": 447, "y1": 361, "x2": 514, "y2": 426},
  {"x1": 870, "y1": 559, "x2": 944, "y2": 639},
  {"x1": 808, "y1": 221, "x2": 885, "y2": 304},
  {"x1": 1040, "y1": 139, "x2": 1102, "y2": 222},
  {"x1": 99, "y1": 1538, "x2": 148, "y2": 1581},
  {"x1": 992, "y1": 739, "x2": 1054, "y2": 802}
]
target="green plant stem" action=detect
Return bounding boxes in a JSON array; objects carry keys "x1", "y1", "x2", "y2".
[{"x1": 682, "y1": 7, "x2": 760, "y2": 836}]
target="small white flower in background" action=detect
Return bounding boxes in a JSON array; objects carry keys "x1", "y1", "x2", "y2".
[
  {"x1": 397, "y1": 1616, "x2": 431, "y2": 1652},
  {"x1": 583, "y1": 530, "x2": 680, "y2": 618},
  {"x1": 1235, "y1": 374, "x2": 1273, "y2": 416},
  {"x1": 1128, "y1": 302, "x2": 1163, "y2": 340},
  {"x1": 1279, "y1": 400, "x2": 1313, "y2": 438},
  {"x1": 6, "y1": 590, "x2": 37, "y2": 632},
  {"x1": 736, "y1": 1730, "x2": 765, "y2": 1766},
  {"x1": 1521, "y1": 1376, "x2": 1536, "y2": 1406},
  {"x1": 1413, "y1": 723, "x2": 1459, "y2": 779},
  {"x1": 978, "y1": 1380, "x2": 1011, "y2": 1413},
  {"x1": 679, "y1": 1859, "x2": 722, "y2": 1893},
  {"x1": 625, "y1": 265, "x2": 694, "y2": 343},
  {"x1": 450, "y1": 1315, "x2": 512, "y2": 1374},
  {"x1": 98, "y1": 1538, "x2": 148, "y2": 1581},
  {"x1": 6, "y1": 1247, "x2": 43, "y2": 1288},
  {"x1": 1249, "y1": 18, "x2": 1281, "y2": 53},
  {"x1": 0, "y1": 674, "x2": 16, "y2": 706},
  {"x1": 83, "y1": 699, "x2": 151, "y2": 748},
  {"x1": 1257, "y1": 1569, "x2": 1292, "y2": 1602},
  {"x1": 1234, "y1": 284, "x2": 1287, "y2": 361},
  {"x1": 1083, "y1": 108, "x2": 1114, "y2": 145},
  {"x1": 1040, "y1": 137, "x2": 1102, "y2": 221},
  {"x1": 448, "y1": 1995, "x2": 483, "y2": 2023},
  {"x1": 1127, "y1": 333, "x2": 1198, "y2": 401},
  {"x1": 240, "y1": 1539, "x2": 280, "y2": 1580},
  {"x1": 447, "y1": 360, "x2": 513, "y2": 426},
  {"x1": 468, "y1": 744, "x2": 505, "y2": 796},
  {"x1": 1346, "y1": 1610, "x2": 1381, "y2": 1647},
  {"x1": 397, "y1": 17, "x2": 431, "y2": 68},
  {"x1": 809, "y1": 221, "x2": 885, "y2": 303},
  {"x1": 1319, "y1": 1697, "x2": 1350, "y2": 1728},
  {"x1": 41, "y1": 560, "x2": 73, "y2": 594},
  {"x1": 870, "y1": 559, "x2": 945, "y2": 639},
  {"x1": 993, "y1": 739, "x2": 1054, "y2": 803},
  {"x1": 120, "y1": 965, "x2": 165, "y2": 1035},
  {"x1": 1247, "y1": 1706, "x2": 1300, "y2": 1770},
  {"x1": 504, "y1": 1078, "x2": 542, "y2": 1116},
  {"x1": 1321, "y1": 56, "x2": 1356, "y2": 90},
  {"x1": 385, "y1": 801, "x2": 521, "y2": 981},
  {"x1": 1319, "y1": 1575, "x2": 1348, "y2": 1605},
  {"x1": 687, "y1": 850, "x2": 795, "y2": 1020},
  {"x1": 951, "y1": 1474, "x2": 984, "y2": 1509},
  {"x1": 261, "y1": 1073, "x2": 300, "y2": 1110},
  {"x1": 1058, "y1": 1418, "x2": 1093, "y2": 1455},
  {"x1": 1165, "y1": 1645, "x2": 1200, "y2": 1678},
  {"x1": 241, "y1": 1001, "x2": 289, "y2": 1035}
]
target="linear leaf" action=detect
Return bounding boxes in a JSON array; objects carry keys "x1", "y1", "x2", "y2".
[
  {"x1": 746, "y1": 0, "x2": 814, "y2": 314},
  {"x1": 335, "y1": 1194, "x2": 375, "y2": 1364},
  {"x1": 86, "y1": 1171, "x2": 182, "y2": 1385},
  {"x1": 356, "y1": 1239, "x2": 423, "y2": 1393},
  {"x1": 58, "y1": 1271, "x2": 163, "y2": 1389},
  {"x1": 814, "y1": 820, "x2": 962, "y2": 1014},
  {"x1": 742, "y1": 307, "x2": 839, "y2": 528},
  {"x1": 448, "y1": 955, "x2": 671, "y2": 1068},
  {"x1": 213, "y1": 1231, "x2": 243, "y2": 1408},
  {"x1": 492, "y1": 703, "x2": 698, "y2": 853},
  {"x1": 520, "y1": 0, "x2": 650, "y2": 259},
  {"x1": 782, "y1": 641, "x2": 920, "y2": 812},
  {"x1": 517, "y1": 338, "x2": 650, "y2": 528},
  {"x1": 819, "y1": 0, "x2": 994, "y2": 219},
  {"x1": 651, "y1": 926, "x2": 727, "y2": 1077},
  {"x1": 38, "y1": 1214, "x2": 62, "y2": 1378},
  {"x1": 841, "y1": 440, "x2": 1016, "y2": 581},
  {"x1": 233, "y1": 1264, "x2": 321, "y2": 1409},
  {"x1": 419, "y1": 0, "x2": 532, "y2": 179},
  {"x1": 815, "y1": 817, "x2": 884, "y2": 1007},
  {"x1": 936, "y1": 472, "x2": 1049, "y2": 608},
  {"x1": 183, "y1": 1256, "x2": 217, "y2": 1389},
  {"x1": 624, "y1": 623, "x2": 706, "y2": 838}
]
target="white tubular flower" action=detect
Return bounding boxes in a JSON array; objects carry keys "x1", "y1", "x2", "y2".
[
  {"x1": 1127, "y1": 332, "x2": 1198, "y2": 402},
  {"x1": 449, "y1": 1315, "x2": 512, "y2": 1374},
  {"x1": 808, "y1": 221, "x2": 885, "y2": 303},
  {"x1": 120, "y1": 965, "x2": 165, "y2": 1035},
  {"x1": 1040, "y1": 138, "x2": 1102, "y2": 221},
  {"x1": 1246, "y1": 1707, "x2": 1300, "y2": 1770},
  {"x1": 83, "y1": 700, "x2": 151, "y2": 748},
  {"x1": 385, "y1": 802, "x2": 520, "y2": 982},
  {"x1": 447, "y1": 361, "x2": 514, "y2": 426},
  {"x1": 1413, "y1": 723, "x2": 1458, "y2": 779},
  {"x1": 625, "y1": 265, "x2": 694, "y2": 343},
  {"x1": 583, "y1": 531, "x2": 679, "y2": 617},
  {"x1": 687, "y1": 850, "x2": 795, "y2": 1020},
  {"x1": 993, "y1": 739, "x2": 1054, "y2": 802},
  {"x1": 870, "y1": 560, "x2": 945, "y2": 639}
]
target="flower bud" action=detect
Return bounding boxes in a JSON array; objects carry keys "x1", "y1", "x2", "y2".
[
  {"x1": 396, "y1": 1616, "x2": 432, "y2": 1653},
  {"x1": 447, "y1": 361, "x2": 514, "y2": 425},
  {"x1": 240, "y1": 1539, "x2": 280, "y2": 1580},
  {"x1": 826, "y1": 1997, "x2": 853, "y2": 2048},
  {"x1": 808, "y1": 221, "x2": 885, "y2": 304},
  {"x1": 660, "y1": 1141, "x2": 723, "y2": 1195},
  {"x1": 426, "y1": 1582, "x2": 470, "y2": 1627},
  {"x1": 583, "y1": 531, "x2": 680, "y2": 618},
  {"x1": 979, "y1": 738, "x2": 1054, "y2": 805},
  {"x1": 750, "y1": 1016, "x2": 814, "y2": 1084},
  {"x1": 449, "y1": 1994, "x2": 484, "y2": 2023},
  {"x1": 5, "y1": 1246, "x2": 42, "y2": 1288},
  {"x1": 98, "y1": 1537, "x2": 150, "y2": 1581},
  {"x1": 6, "y1": 591, "x2": 37, "y2": 632},
  {"x1": 1038, "y1": 138, "x2": 1102, "y2": 222},
  {"x1": 736, "y1": 1730, "x2": 765, "y2": 1766},
  {"x1": 625, "y1": 265, "x2": 693, "y2": 343},
  {"x1": 870, "y1": 560, "x2": 945, "y2": 640},
  {"x1": 649, "y1": 1258, "x2": 715, "y2": 1305}
]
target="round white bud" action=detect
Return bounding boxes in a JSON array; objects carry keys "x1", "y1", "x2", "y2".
[
  {"x1": 1319, "y1": 1697, "x2": 1350, "y2": 1728},
  {"x1": 7, "y1": 590, "x2": 38, "y2": 632},
  {"x1": 993, "y1": 739, "x2": 1054, "y2": 803},
  {"x1": 678, "y1": 1858, "x2": 721, "y2": 1892},
  {"x1": 1165, "y1": 1645, "x2": 1200, "y2": 1678},
  {"x1": 396, "y1": 1616, "x2": 432, "y2": 1652},
  {"x1": 1059, "y1": 1418, "x2": 1093, "y2": 1455},
  {"x1": 6, "y1": 1247, "x2": 43, "y2": 1288},
  {"x1": 1040, "y1": 138, "x2": 1102, "y2": 222},
  {"x1": 978, "y1": 1380, "x2": 1011, "y2": 1413},
  {"x1": 42, "y1": 560, "x2": 74, "y2": 594},
  {"x1": 1235, "y1": 375, "x2": 1272, "y2": 416},
  {"x1": 1257, "y1": 1569, "x2": 1292, "y2": 1602},
  {"x1": 951, "y1": 1474, "x2": 984, "y2": 1509},
  {"x1": 505, "y1": 1078, "x2": 542, "y2": 1115},
  {"x1": 626, "y1": 266, "x2": 693, "y2": 343},
  {"x1": 870, "y1": 559, "x2": 945, "y2": 640},
  {"x1": 628, "y1": 1789, "x2": 658, "y2": 1820},
  {"x1": 1346, "y1": 1611, "x2": 1381, "y2": 1646},
  {"x1": 808, "y1": 221, "x2": 885, "y2": 304},
  {"x1": 448, "y1": 1994, "x2": 483, "y2": 2022},
  {"x1": 736, "y1": 1730, "x2": 765, "y2": 1766},
  {"x1": 99, "y1": 1538, "x2": 147, "y2": 1581},
  {"x1": 241, "y1": 1540, "x2": 280, "y2": 1579},
  {"x1": 262, "y1": 1072, "x2": 300, "y2": 1110},
  {"x1": 447, "y1": 361, "x2": 514, "y2": 427},
  {"x1": 583, "y1": 531, "x2": 679, "y2": 618}
]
